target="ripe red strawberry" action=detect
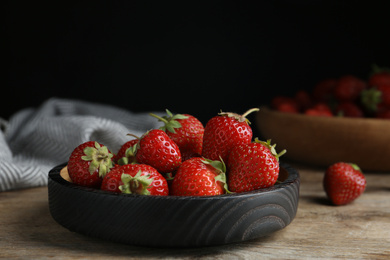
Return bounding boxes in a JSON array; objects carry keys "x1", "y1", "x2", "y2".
[
  {"x1": 227, "y1": 138, "x2": 286, "y2": 193},
  {"x1": 323, "y1": 162, "x2": 366, "y2": 206},
  {"x1": 170, "y1": 157, "x2": 228, "y2": 196},
  {"x1": 68, "y1": 141, "x2": 114, "y2": 188},
  {"x1": 135, "y1": 129, "x2": 182, "y2": 173},
  {"x1": 312, "y1": 78, "x2": 337, "y2": 102},
  {"x1": 101, "y1": 164, "x2": 169, "y2": 195},
  {"x1": 333, "y1": 75, "x2": 367, "y2": 102},
  {"x1": 335, "y1": 102, "x2": 364, "y2": 118},
  {"x1": 304, "y1": 103, "x2": 333, "y2": 117},
  {"x1": 369, "y1": 64, "x2": 390, "y2": 88},
  {"x1": 202, "y1": 108, "x2": 259, "y2": 162},
  {"x1": 114, "y1": 138, "x2": 138, "y2": 165},
  {"x1": 271, "y1": 96, "x2": 299, "y2": 113},
  {"x1": 150, "y1": 109, "x2": 204, "y2": 161}
]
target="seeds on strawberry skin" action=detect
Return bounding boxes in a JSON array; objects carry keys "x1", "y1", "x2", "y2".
[
  {"x1": 323, "y1": 162, "x2": 366, "y2": 206},
  {"x1": 202, "y1": 108, "x2": 259, "y2": 162},
  {"x1": 170, "y1": 157, "x2": 229, "y2": 196},
  {"x1": 135, "y1": 129, "x2": 182, "y2": 174},
  {"x1": 227, "y1": 138, "x2": 286, "y2": 193},
  {"x1": 149, "y1": 109, "x2": 204, "y2": 161}
]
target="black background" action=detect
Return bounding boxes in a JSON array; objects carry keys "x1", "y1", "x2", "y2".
[{"x1": 5, "y1": 1, "x2": 390, "y2": 125}]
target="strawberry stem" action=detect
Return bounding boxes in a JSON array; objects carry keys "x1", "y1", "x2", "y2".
[
  {"x1": 219, "y1": 108, "x2": 260, "y2": 124},
  {"x1": 241, "y1": 108, "x2": 260, "y2": 118},
  {"x1": 126, "y1": 133, "x2": 140, "y2": 140},
  {"x1": 149, "y1": 109, "x2": 188, "y2": 133},
  {"x1": 119, "y1": 171, "x2": 153, "y2": 195},
  {"x1": 149, "y1": 112, "x2": 169, "y2": 125}
]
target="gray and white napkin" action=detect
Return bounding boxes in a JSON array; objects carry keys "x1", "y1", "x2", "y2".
[{"x1": 0, "y1": 98, "x2": 163, "y2": 192}]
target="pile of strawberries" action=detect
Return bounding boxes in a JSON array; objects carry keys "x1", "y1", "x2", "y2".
[
  {"x1": 271, "y1": 65, "x2": 390, "y2": 119},
  {"x1": 67, "y1": 108, "x2": 286, "y2": 197}
]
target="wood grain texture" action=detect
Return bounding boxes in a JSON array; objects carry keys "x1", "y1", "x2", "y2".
[{"x1": 1, "y1": 163, "x2": 389, "y2": 259}]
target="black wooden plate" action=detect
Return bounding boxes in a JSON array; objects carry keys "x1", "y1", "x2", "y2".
[{"x1": 48, "y1": 162, "x2": 300, "y2": 247}]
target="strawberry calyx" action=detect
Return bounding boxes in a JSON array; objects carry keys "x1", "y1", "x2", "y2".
[
  {"x1": 202, "y1": 157, "x2": 231, "y2": 194},
  {"x1": 118, "y1": 143, "x2": 138, "y2": 165},
  {"x1": 361, "y1": 88, "x2": 382, "y2": 112},
  {"x1": 349, "y1": 163, "x2": 361, "y2": 172},
  {"x1": 81, "y1": 141, "x2": 114, "y2": 177},
  {"x1": 119, "y1": 170, "x2": 153, "y2": 195},
  {"x1": 370, "y1": 63, "x2": 390, "y2": 75},
  {"x1": 254, "y1": 138, "x2": 286, "y2": 162},
  {"x1": 218, "y1": 108, "x2": 260, "y2": 124},
  {"x1": 149, "y1": 109, "x2": 189, "y2": 134}
]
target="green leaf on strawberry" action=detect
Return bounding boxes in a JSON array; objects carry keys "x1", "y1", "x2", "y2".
[
  {"x1": 202, "y1": 157, "x2": 231, "y2": 194},
  {"x1": 119, "y1": 170, "x2": 154, "y2": 196},
  {"x1": 150, "y1": 109, "x2": 189, "y2": 134},
  {"x1": 81, "y1": 141, "x2": 114, "y2": 177},
  {"x1": 253, "y1": 138, "x2": 286, "y2": 162}
]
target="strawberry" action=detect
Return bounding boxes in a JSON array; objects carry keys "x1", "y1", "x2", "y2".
[
  {"x1": 170, "y1": 157, "x2": 228, "y2": 196},
  {"x1": 227, "y1": 138, "x2": 286, "y2": 193},
  {"x1": 135, "y1": 129, "x2": 182, "y2": 173},
  {"x1": 335, "y1": 102, "x2": 364, "y2": 118},
  {"x1": 271, "y1": 96, "x2": 299, "y2": 113},
  {"x1": 101, "y1": 164, "x2": 169, "y2": 196},
  {"x1": 323, "y1": 162, "x2": 366, "y2": 206},
  {"x1": 202, "y1": 108, "x2": 259, "y2": 162},
  {"x1": 362, "y1": 64, "x2": 390, "y2": 114},
  {"x1": 369, "y1": 71, "x2": 390, "y2": 89},
  {"x1": 114, "y1": 138, "x2": 138, "y2": 165},
  {"x1": 304, "y1": 103, "x2": 333, "y2": 117},
  {"x1": 150, "y1": 109, "x2": 204, "y2": 161},
  {"x1": 294, "y1": 90, "x2": 313, "y2": 111},
  {"x1": 312, "y1": 79, "x2": 337, "y2": 102},
  {"x1": 361, "y1": 85, "x2": 390, "y2": 113},
  {"x1": 368, "y1": 64, "x2": 390, "y2": 88},
  {"x1": 68, "y1": 141, "x2": 114, "y2": 188},
  {"x1": 333, "y1": 75, "x2": 367, "y2": 102}
]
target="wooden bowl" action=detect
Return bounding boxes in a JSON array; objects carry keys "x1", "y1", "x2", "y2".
[
  {"x1": 48, "y1": 162, "x2": 300, "y2": 247},
  {"x1": 256, "y1": 106, "x2": 390, "y2": 171}
]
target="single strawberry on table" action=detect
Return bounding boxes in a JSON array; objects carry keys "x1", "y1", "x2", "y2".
[
  {"x1": 170, "y1": 157, "x2": 229, "y2": 196},
  {"x1": 135, "y1": 129, "x2": 182, "y2": 174},
  {"x1": 149, "y1": 109, "x2": 204, "y2": 161},
  {"x1": 323, "y1": 162, "x2": 366, "y2": 206},
  {"x1": 68, "y1": 141, "x2": 114, "y2": 188},
  {"x1": 101, "y1": 164, "x2": 169, "y2": 195},
  {"x1": 227, "y1": 138, "x2": 286, "y2": 193},
  {"x1": 202, "y1": 108, "x2": 259, "y2": 162}
]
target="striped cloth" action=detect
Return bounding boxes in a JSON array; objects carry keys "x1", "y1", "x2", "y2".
[{"x1": 0, "y1": 98, "x2": 163, "y2": 192}]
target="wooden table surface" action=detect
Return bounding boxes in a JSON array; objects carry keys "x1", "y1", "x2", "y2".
[{"x1": 1, "y1": 163, "x2": 389, "y2": 259}]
